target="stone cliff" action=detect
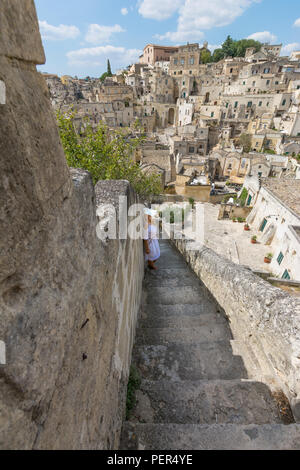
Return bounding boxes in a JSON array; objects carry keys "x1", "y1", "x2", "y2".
[{"x1": 0, "y1": 0, "x2": 143, "y2": 449}]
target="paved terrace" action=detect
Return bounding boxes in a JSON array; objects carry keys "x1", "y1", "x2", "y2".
[{"x1": 202, "y1": 203, "x2": 272, "y2": 272}]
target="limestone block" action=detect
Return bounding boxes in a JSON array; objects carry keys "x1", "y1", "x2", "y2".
[
  {"x1": 0, "y1": 0, "x2": 45, "y2": 64},
  {"x1": 0, "y1": 55, "x2": 71, "y2": 280},
  {"x1": 0, "y1": 1, "x2": 143, "y2": 448}
]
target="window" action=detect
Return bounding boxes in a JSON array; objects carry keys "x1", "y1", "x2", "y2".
[
  {"x1": 189, "y1": 57, "x2": 194, "y2": 65},
  {"x1": 174, "y1": 59, "x2": 178, "y2": 65},
  {"x1": 247, "y1": 194, "x2": 252, "y2": 206},
  {"x1": 180, "y1": 58, "x2": 185, "y2": 65},
  {"x1": 282, "y1": 99, "x2": 286, "y2": 106},
  {"x1": 282, "y1": 270, "x2": 290, "y2": 280},
  {"x1": 234, "y1": 101, "x2": 238, "y2": 108},
  {"x1": 266, "y1": 80, "x2": 270, "y2": 85},
  {"x1": 260, "y1": 218, "x2": 268, "y2": 232},
  {"x1": 277, "y1": 252, "x2": 284, "y2": 265},
  {"x1": 259, "y1": 101, "x2": 262, "y2": 106},
  {"x1": 189, "y1": 146, "x2": 195, "y2": 153},
  {"x1": 247, "y1": 101, "x2": 252, "y2": 108},
  {"x1": 211, "y1": 112, "x2": 214, "y2": 117}
]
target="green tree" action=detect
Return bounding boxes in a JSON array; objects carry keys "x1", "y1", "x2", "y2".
[
  {"x1": 211, "y1": 48, "x2": 225, "y2": 62},
  {"x1": 200, "y1": 49, "x2": 212, "y2": 64},
  {"x1": 57, "y1": 111, "x2": 162, "y2": 198},
  {"x1": 238, "y1": 133, "x2": 252, "y2": 153},
  {"x1": 100, "y1": 72, "x2": 109, "y2": 82},
  {"x1": 107, "y1": 59, "x2": 112, "y2": 76},
  {"x1": 99, "y1": 60, "x2": 113, "y2": 82},
  {"x1": 222, "y1": 35, "x2": 236, "y2": 57},
  {"x1": 211, "y1": 36, "x2": 262, "y2": 62},
  {"x1": 235, "y1": 39, "x2": 261, "y2": 57}
]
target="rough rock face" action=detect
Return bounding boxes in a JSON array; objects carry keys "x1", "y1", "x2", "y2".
[
  {"x1": 172, "y1": 238, "x2": 300, "y2": 422},
  {"x1": 0, "y1": 1, "x2": 143, "y2": 449}
]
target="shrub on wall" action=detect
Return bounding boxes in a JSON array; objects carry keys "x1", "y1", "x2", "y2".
[{"x1": 57, "y1": 111, "x2": 162, "y2": 198}]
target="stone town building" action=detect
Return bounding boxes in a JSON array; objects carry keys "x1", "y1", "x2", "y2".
[
  {"x1": 3, "y1": 3, "x2": 300, "y2": 449},
  {"x1": 210, "y1": 149, "x2": 288, "y2": 183},
  {"x1": 169, "y1": 43, "x2": 208, "y2": 76},
  {"x1": 139, "y1": 44, "x2": 178, "y2": 66},
  {"x1": 244, "y1": 177, "x2": 300, "y2": 281}
]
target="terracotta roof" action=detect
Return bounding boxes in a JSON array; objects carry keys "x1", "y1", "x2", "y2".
[{"x1": 261, "y1": 178, "x2": 300, "y2": 218}]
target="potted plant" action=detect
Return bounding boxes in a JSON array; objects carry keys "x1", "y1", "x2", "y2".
[
  {"x1": 244, "y1": 223, "x2": 250, "y2": 231},
  {"x1": 188, "y1": 197, "x2": 195, "y2": 209},
  {"x1": 251, "y1": 235, "x2": 257, "y2": 244},
  {"x1": 232, "y1": 217, "x2": 237, "y2": 223},
  {"x1": 264, "y1": 253, "x2": 273, "y2": 264},
  {"x1": 237, "y1": 217, "x2": 244, "y2": 223}
]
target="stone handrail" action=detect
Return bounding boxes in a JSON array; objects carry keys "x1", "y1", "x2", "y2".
[{"x1": 171, "y1": 236, "x2": 300, "y2": 421}]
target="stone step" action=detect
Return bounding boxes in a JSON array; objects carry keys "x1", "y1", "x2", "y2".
[
  {"x1": 141, "y1": 303, "x2": 224, "y2": 318},
  {"x1": 133, "y1": 341, "x2": 247, "y2": 381},
  {"x1": 139, "y1": 310, "x2": 228, "y2": 329},
  {"x1": 154, "y1": 249, "x2": 188, "y2": 269},
  {"x1": 129, "y1": 379, "x2": 282, "y2": 425},
  {"x1": 120, "y1": 423, "x2": 300, "y2": 450},
  {"x1": 144, "y1": 286, "x2": 206, "y2": 305},
  {"x1": 135, "y1": 325, "x2": 232, "y2": 345},
  {"x1": 231, "y1": 340, "x2": 264, "y2": 381},
  {"x1": 154, "y1": 258, "x2": 188, "y2": 269},
  {"x1": 144, "y1": 268, "x2": 201, "y2": 287}
]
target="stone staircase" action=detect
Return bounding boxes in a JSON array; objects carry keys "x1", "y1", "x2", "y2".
[{"x1": 120, "y1": 241, "x2": 300, "y2": 450}]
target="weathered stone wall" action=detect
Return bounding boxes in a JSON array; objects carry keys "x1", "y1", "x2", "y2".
[
  {"x1": 172, "y1": 238, "x2": 300, "y2": 421},
  {"x1": 0, "y1": 1, "x2": 143, "y2": 449}
]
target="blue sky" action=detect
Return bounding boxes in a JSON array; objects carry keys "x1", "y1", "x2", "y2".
[{"x1": 35, "y1": 0, "x2": 300, "y2": 77}]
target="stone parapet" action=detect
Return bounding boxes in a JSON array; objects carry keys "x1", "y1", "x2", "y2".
[
  {"x1": 0, "y1": 0, "x2": 143, "y2": 449},
  {"x1": 172, "y1": 237, "x2": 300, "y2": 421}
]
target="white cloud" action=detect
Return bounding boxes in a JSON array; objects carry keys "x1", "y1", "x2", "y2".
[
  {"x1": 208, "y1": 44, "x2": 222, "y2": 52},
  {"x1": 138, "y1": 0, "x2": 184, "y2": 20},
  {"x1": 156, "y1": 30, "x2": 203, "y2": 42},
  {"x1": 67, "y1": 45, "x2": 142, "y2": 68},
  {"x1": 121, "y1": 7, "x2": 129, "y2": 15},
  {"x1": 281, "y1": 43, "x2": 300, "y2": 56},
  {"x1": 39, "y1": 20, "x2": 80, "y2": 41},
  {"x1": 85, "y1": 24, "x2": 125, "y2": 44},
  {"x1": 294, "y1": 18, "x2": 300, "y2": 27},
  {"x1": 142, "y1": 0, "x2": 262, "y2": 43},
  {"x1": 247, "y1": 31, "x2": 277, "y2": 43}
]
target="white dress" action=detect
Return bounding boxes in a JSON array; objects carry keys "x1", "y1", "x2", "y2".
[{"x1": 144, "y1": 223, "x2": 160, "y2": 262}]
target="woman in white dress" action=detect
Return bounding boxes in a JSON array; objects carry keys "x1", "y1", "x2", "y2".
[{"x1": 143, "y1": 208, "x2": 160, "y2": 270}]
